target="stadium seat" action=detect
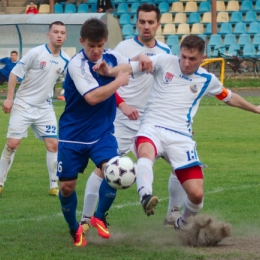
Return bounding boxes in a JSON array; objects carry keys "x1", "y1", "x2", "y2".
[
  {"x1": 198, "y1": 1, "x2": 211, "y2": 13},
  {"x1": 191, "y1": 23, "x2": 204, "y2": 34},
  {"x1": 119, "y1": 13, "x2": 131, "y2": 26},
  {"x1": 39, "y1": 4, "x2": 50, "y2": 13},
  {"x1": 244, "y1": 11, "x2": 257, "y2": 23},
  {"x1": 77, "y1": 3, "x2": 88, "y2": 13},
  {"x1": 216, "y1": 11, "x2": 229, "y2": 23},
  {"x1": 252, "y1": 34, "x2": 260, "y2": 45},
  {"x1": 204, "y1": 23, "x2": 212, "y2": 35},
  {"x1": 184, "y1": 1, "x2": 198, "y2": 13},
  {"x1": 155, "y1": 35, "x2": 165, "y2": 43},
  {"x1": 227, "y1": 43, "x2": 241, "y2": 55},
  {"x1": 115, "y1": 3, "x2": 128, "y2": 15},
  {"x1": 207, "y1": 44, "x2": 226, "y2": 58},
  {"x1": 131, "y1": 14, "x2": 137, "y2": 25},
  {"x1": 247, "y1": 22, "x2": 260, "y2": 34},
  {"x1": 201, "y1": 12, "x2": 212, "y2": 23},
  {"x1": 156, "y1": 25, "x2": 163, "y2": 35},
  {"x1": 223, "y1": 33, "x2": 237, "y2": 46},
  {"x1": 197, "y1": 34, "x2": 207, "y2": 42},
  {"x1": 240, "y1": 0, "x2": 253, "y2": 12},
  {"x1": 160, "y1": 13, "x2": 173, "y2": 24},
  {"x1": 163, "y1": 23, "x2": 176, "y2": 35},
  {"x1": 216, "y1": 1, "x2": 226, "y2": 12},
  {"x1": 171, "y1": 45, "x2": 180, "y2": 56},
  {"x1": 64, "y1": 3, "x2": 76, "y2": 13},
  {"x1": 129, "y1": 2, "x2": 140, "y2": 14},
  {"x1": 54, "y1": 3, "x2": 63, "y2": 13},
  {"x1": 233, "y1": 22, "x2": 247, "y2": 34},
  {"x1": 122, "y1": 24, "x2": 134, "y2": 36},
  {"x1": 255, "y1": 0, "x2": 260, "y2": 12},
  {"x1": 218, "y1": 22, "x2": 232, "y2": 35},
  {"x1": 208, "y1": 34, "x2": 222, "y2": 46},
  {"x1": 89, "y1": 3, "x2": 97, "y2": 12},
  {"x1": 170, "y1": 2, "x2": 184, "y2": 13},
  {"x1": 226, "y1": 1, "x2": 240, "y2": 12},
  {"x1": 237, "y1": 33, "x2": 251, "y2": 46},
  {"x1": 242, "y1": 44, "x2": 256, "y2": 57},
  {"x1": 158, "y1": 2, "x2": 170, "y2": 13},
  {"x1": 173, "y1": 12, "x2": 187, "y2": 24},
  {"x1": 187, "y1": 12, "x2": 201, "y2": 24},
  {"x1": 229, "y1": 11, "x2": 243, "y2": 24},
  {"x1": 166, "y1": 35, "x2": 179, "y2": 47},
  {"x1": 176, "y1": 23, "x2": 190, "y2": 35}
]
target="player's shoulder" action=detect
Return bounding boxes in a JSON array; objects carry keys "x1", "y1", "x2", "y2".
[
  {"x1": 155, "y1": 40, "x2": 171, "y2": 54},
  {"x1": 68, "y1": 51, "x2": 84, "y2": 67},
  {"x1": 60, "y1": 49, "x2": 70, "y2": 61}
]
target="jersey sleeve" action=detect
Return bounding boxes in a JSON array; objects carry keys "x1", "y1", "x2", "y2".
[
  {"x1": 69, "y1": 58, "x2": 99, "y2": 96},
  {"x1": 11, "y1": 49, "x2": 36, "y2": 79}
]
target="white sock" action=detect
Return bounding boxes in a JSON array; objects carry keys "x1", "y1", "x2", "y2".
[
  {"x1": 0, "y1": 145, "x2": 16, "y2": 187},
  {"x1": 167, "y1": 173, "x2": 185, "y2": 213},
  {"x1": 81, "y1": 172, "x2": 103, "y2": 221},
  {"x1": 180, "y1": 196, "x2": 203, "y2": 225},
  {"x1": 46, "y1": 150, "x2": 58, "y2": 189},
  {"x1": 136, "y1": 158, "x2": 154, "y2": 200}
]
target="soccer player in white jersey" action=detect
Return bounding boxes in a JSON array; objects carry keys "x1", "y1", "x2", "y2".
[
  {"x1": 0, "y1": 21, "x2": 69, "y2": 197},
  {"x1": 80, "y1": 3, "x2": 185, "y2": 233},
  {"x1": 93, "y1": 34, "x2": 260, "y2": 233}
]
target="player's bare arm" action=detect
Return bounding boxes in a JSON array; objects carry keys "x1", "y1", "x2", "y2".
[
  {"x1": 2, "y1": 72, "x2": 18, "y2": 113},
  {"x1": 225, "y1": 92, "x2": 260, "y2": 114},
  {"x1": 84, "y1": 70, "x2": 130, "y2": 105},
  {"x1": 118, "y1": 102, "x2": 139, "y2": 120}
]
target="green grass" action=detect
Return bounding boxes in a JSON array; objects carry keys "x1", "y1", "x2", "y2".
[{"x1": 0, "y1": 97, "x2": 260, "y2": 259}]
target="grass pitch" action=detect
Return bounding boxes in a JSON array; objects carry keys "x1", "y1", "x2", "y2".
[{"x1": 0, "y1": 97, "x2": 260, "y2": 259}]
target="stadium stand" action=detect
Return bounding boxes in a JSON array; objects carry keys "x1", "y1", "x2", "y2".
[
  {"x1": 173, "y1": 12, "x2": 187, "y2": 24},
  {"x1": 216, "y1": 11, "x2": 229, "y2": 23},
  {"x1": 237, "y1": 33, "x2": 251, "y2": 46},
  {"x1": 244, "y1": 11, "x2": 258, "y2": 23},
  {"x1": 187, "y1": 12, "x2": 201, "y2": 24},
  {"x1": 54, "y1": 3, "x2": 63, "y2": 13},
  {"x1": 170, "y1": 2, "x2": 184, "y2": 13},
  {"x1": 229, "y1": 11, "x2": 243, "y2": 24},
  {"x1": 243, "y1": 44, "x2": 256, "y2": 57},
  {"x1": 216, "y1": 1, "x2": 226, "y2": 12},
  {"x1": 176, "y1": 23, "x2": 190, "y2": 35},
  {"x1": 218, "y1": 22, "x2": 233, "y2": 35},
  {"x1": 64, "y1": 4, "x2": 76, "y2": 13},
  {"x1": 77, "y1": 4, "x2": 88, "y2": 13},
  {"x1": 248, "y1": 22, "x2": 260, "y2": 34},
  {"x1": 191, "y1": 23, "x2": 204, "y2": 34},
  {"x1": 166, "y1": 35, "x2": 179, "y2": 47},
  {"x1": 119, "y1": 13, "x2": 131, "y2": 26},
  {"x1": 38, "y1": 4, "x2": 50, "y2": 14},
  {"x1": 227, "y1": 43, "x2": 241, "y2": 55},
  {"x1": 223, "y1": 33, "x2": 237, "y2": 46},
  {"x1": 184, "y1": 1, "x2": 198, "y2": 13},
  {"x1": 201, "y1": 12, "x2": 212, "y2": 23},
  {"x1": 163, "y1": 23, "x2": 176, "y2": 35},
  {"x1": 197, "y1": 1, "x2": 211, "y2": 13},
  {"x1": 226, "y1": 1, "x2": 240, "y2": 12},
  {"x1": 240, "y1": 0, "x2": 253, "y2": 12},
  {"x1": 160, "y1": 13, "x2": 173, "y2": 24},
  {"x1": 233, "y1": 22, "x2": 247, "y2": 34}
]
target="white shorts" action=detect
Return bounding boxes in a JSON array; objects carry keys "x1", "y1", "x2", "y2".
[
  {"x1": 114, "y1": 109, "x2": 141, "y2": 154},
  {"x1": 7, "y1": 102, "x2": 57, "y2": 140},
  {"x1": 136, "y1": 124, "x2": 202, "y2": 170}
]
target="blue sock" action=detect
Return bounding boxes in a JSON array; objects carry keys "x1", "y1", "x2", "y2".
[
  {"x1": 59, "y1": 190, "x2": 78, "y2": 231},
  {"x1": 94, "y1": 179, "x2": 117, "y2": 219}
]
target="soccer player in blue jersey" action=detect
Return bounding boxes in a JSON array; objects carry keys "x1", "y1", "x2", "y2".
[
  {"x1": 0, "y1": 51, "x2": 18, "y2": 84},
  {"x1": 57, "y1": 18, "x2": 136, "y2": 247}
]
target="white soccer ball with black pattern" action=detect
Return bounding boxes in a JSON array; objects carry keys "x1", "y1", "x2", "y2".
[{"x1": 104, "y1": 156, "x2": 138, "y2": 190}]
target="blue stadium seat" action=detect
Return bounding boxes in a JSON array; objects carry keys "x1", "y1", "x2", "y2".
[
  {"x1": 247, "y1": 22, "x2": 260, "y2": 34},
  {"x1": 122, "y1": 24, "x2": 134, "y2": 37},
  {"x1": 115, "y1": 3, "x2": 128, "y2": 15},
  {"x1": 208, "y1": 34, "x2": 222, "y2": 46},
  {"x1": 244, "y1": 11, "x2": 257, "y2": 23},
  {"x1": 233, "y1": 22, "x2": 247, "y2": 34},
  {"x1": 207, "y1": 44, "x2": 225, "y2": 58},
  {"x1": 229, "y1": 11, "x2": 243, "y2": 24},
  {"x1": 86, "y1": 0, "x2": 97, "y2": 3},
  {"x1": 197, "y1": 1, "x2": 211, "y2": 13},
  {"x1": 119, "y1": 13, "x2": 131, "y2": 26},
  {"x1": 171, "y1": 45, "x2": 180, "y2": 56},
  {"x1": 187, "y1": 12, "x2": 200, "y2": 24},
  {"x1": 54, "y1": 3, "x2": 63, "y2": 13},
  {"x1": 197, "y1": 34, "x2": 207, "y2": 42},
  {"x1": 240, "y1": 0, "x2": 253, "y2": 12},
  {"x1": 131, "y1": 14, "x2": 137, "y2": 25},
  {"x1": 223, "y1": 33, "x2": 237, "y2": 46},
  {"x1": 252, "y1": 34, "x2": 260, "y2": 45},
  {"x1": 166, "y1": 35, "x2": 179, "y2": 47},
  {"x1": 242, "y1": 44, "x2": 256, "y2": 57},
  {"x1": 77, "y1": 3, "x2": 88, "y2": 13},
  {"x1": 158, "y1": 2, "x2": 169, "y2": 13},
  {"x1": 64, "y1": 3, "x2": 76, "y2": 13},
  {"x1": 237, "y1": 33, "x2": 251, "y2": 46},
  {"x1": 204, "y1": 23, "x2": 212, "y2": 35},
  {"x1": 255, "y1": 0, "x2": 260, "y2": 11},
  {"x1": 218, "y1": 23, "x2": 232, "y2": 35},
  {"x1": 129, "y1": 2, "x2": 140, "y2": 14},
  {"x1": 227, "y1": 44, "x2": 241, "y2": 55}
]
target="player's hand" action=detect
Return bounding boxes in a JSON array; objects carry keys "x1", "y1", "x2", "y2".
[
  {"x1": 93, "y1": 60, "x2": 110, "y2": 75},
  {"x1": 255, "y1": 105, "x2": 260, "y2": 114},
  {"x1": 118, "y1": 102, "x2": 139, "y2": 120},
  {"x1": 2, "y1": 99, "x2": 13, "y2": 114},
  {"x1": 139, "y1": 54, "x2": 153, "y2": 74},
  {"x1": 116, "y1": 70, "x2": 129, "y2": 87}
]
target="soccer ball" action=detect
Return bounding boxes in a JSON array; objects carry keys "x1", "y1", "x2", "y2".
[{"x1": 104, "y1": 156, "x2": 138, "y2": 190}]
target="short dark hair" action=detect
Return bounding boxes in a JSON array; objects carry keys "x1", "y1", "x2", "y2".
[
  {"x1": 136, "y1": 3, "x2": 161, "y2": 22},
  {"x1": 80, "y1": 18, "x2": 108, "y2": 42},
  {"x1": 49, "y1": 21, "x2": 66, "y2": 30},
  {"x1": 180, "y1": 35, "x2": 205, "y2": 54},
  {"x1": 11, "y1": 51, "x2": 18, "y2": 55}
]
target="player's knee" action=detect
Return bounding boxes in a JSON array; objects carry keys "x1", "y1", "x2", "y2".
[
  {"x1": 60, "y1": 182, "x2": 74, "y2": 197},
  {"x1": 188, "y1": 190, "x2": 204, "y2": 204}
]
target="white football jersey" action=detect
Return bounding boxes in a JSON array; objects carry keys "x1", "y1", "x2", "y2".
[
  {"x1": 12, "y1": 44, "x2": 70, "y2": 108},
  {"x1": 131, "y1": 54, "x2": 225, "y2": 137},
  {"x1": 114, "y1": 37, "x2": 171, "y2": 115}
]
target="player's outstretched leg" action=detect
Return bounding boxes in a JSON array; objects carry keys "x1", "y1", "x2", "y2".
[
  {"x1": 46, "y1": 150, "x2": 59, "y2": 196},
  {"x1": 141, "y1": 194, "x2": 159, "y2": 216}
]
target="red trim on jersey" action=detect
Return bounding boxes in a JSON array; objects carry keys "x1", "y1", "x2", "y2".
[
  {"x1": 216, "y1": 87, "x2": 229, "y2": 100},
  {"x1": 115, "y1": 92, "x2": 124, "y2": 106},
  {"x1": 136, "y1": 136, "x2": 157, "y2": 156},
  {"x1": 175, "y1": 166, "x2": 203, "y2": 184}
]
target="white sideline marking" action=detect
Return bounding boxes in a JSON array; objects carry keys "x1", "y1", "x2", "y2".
[{"x1": 0, "y1": 184, "x2": 258, "y2": 223}]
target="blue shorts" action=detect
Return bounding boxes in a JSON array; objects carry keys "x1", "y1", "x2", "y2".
[{"x1": 57, "y1": 133, "x2": 119, "y2": 179}]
